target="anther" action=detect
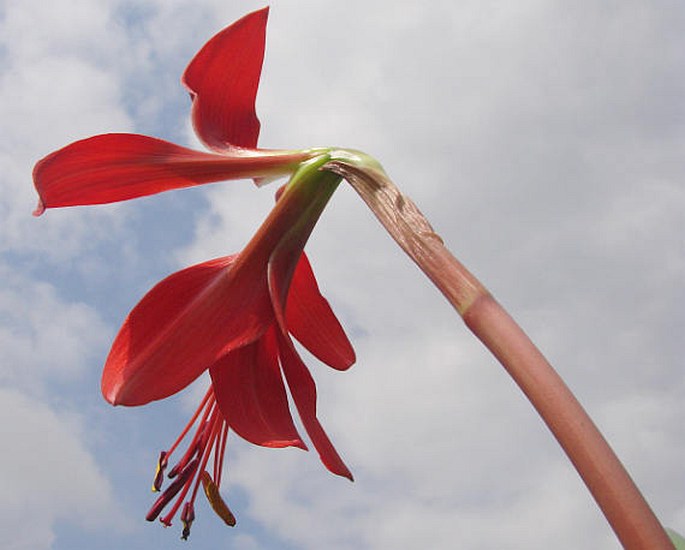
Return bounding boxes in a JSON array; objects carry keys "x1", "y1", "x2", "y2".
[
  {"x1": 146, "y1": 458, "x2": 199, "y2": 522},
  {"x1": 201, "y1": 470, "x2": 236, "y2": 527},
  {"x1": 180, "y1": 501, "x2": 195, "y2": 540},
  {"x1": 152, "y1": 451, "x2": 168, "y2": 492}
]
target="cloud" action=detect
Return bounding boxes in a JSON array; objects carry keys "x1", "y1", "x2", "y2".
[
  {"x1": 0, "y1": 386, "x2": 126, "y2": 550},
  {"x1": 0, "y1": 262, "x2": 109, "y2": 394},
  {"x1": 0, "y1": 262, "x2": 126, "y2": 549}
]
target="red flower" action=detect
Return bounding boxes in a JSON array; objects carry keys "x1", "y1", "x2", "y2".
[
  {"x1": 134, "y1": 159, "x2": 355, "y2": 536},
  {"x1": 32, "y1": 7, "x2": 356, "y2": 537}
]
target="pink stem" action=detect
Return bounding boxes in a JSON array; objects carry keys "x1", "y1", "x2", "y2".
[{"x1": 324, "y1": 159, "x2": 673, "y2": 549}]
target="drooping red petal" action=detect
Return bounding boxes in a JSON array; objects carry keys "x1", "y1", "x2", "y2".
[
  {"x1": 286, "y1": 253, "x2": 355, "y2": 371},
  {"x1": 182, "y1": 7, "x2": 268, "y2": 151},
  {"x1": 268, "y1": 247, "x2": 353, "y2": 481},
  {"x1": 209, "y1": 327, "x2": 306, "y2": 449},
  {"x1": 274, "y1": 319, "x2": 353, "y2": 481},
  {"x1": 102, "y1": 255, "x2": 274, "y2": 406},
  {"x1": 32, "y1": 133, "x2": 308, "y2": 214}
]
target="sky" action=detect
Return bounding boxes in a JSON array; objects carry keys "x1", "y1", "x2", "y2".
[{"x1": 1, "y1": 1, "x2": 684, "y2": 549}]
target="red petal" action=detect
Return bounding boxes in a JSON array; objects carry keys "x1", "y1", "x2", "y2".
[
  {"x1": 275, "y1": 324, "x2": 353, "y2": 481},
  {"x1": 209, "y1": 327, "x2": 306, "y2": 449},
  {"x1": 268, "y1": 249, "x2": 353, "y2": 481},
  {"x1": 182, "y1": 7, "x2": 268, "y2": 151},
  {"x1": 32, "y1": 133, "x2": 307, "y2": 214},
  {"x1": 286, "y1": 253, "x2": 355, "y2": 371},
  {"x1": 102, "y1": 256, "x2": 273, "y2": 406}
]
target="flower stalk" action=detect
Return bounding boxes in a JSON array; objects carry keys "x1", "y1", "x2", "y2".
[{"x1": 324, "y1": 157, "x2": 674, "y2": 550}]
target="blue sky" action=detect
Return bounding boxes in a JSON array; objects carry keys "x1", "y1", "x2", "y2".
[{"x1": 2, "y1": 1, "x2": 684, "y2": 549}]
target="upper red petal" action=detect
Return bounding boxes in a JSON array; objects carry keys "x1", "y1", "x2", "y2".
[
  {"x1": 286, "y1": 253, "x2": 356, "y2": 371},
  {"x1": 102, "y1": 255, "x2": 273, "y2": 406},
  {"x1": 209, "y1": 327, "x2": 306, "y2": 449},
  {"x1": 182, "y1": 7, "x2": 268, "y2": 151},
  {"x1": 32, "y1": 133, "x2": 307, "y2": 214}
]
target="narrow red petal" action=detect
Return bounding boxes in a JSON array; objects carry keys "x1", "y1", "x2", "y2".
[
  {"x1": 275, "y1": 325, "x2": 353, "y2": 481},
  {"x1": 102, "y1": 256, "x2": 273, "y2": 406},
  {"x1": 32, "y1": 133, "x2": 307, "y2": 213},
  {"x1": 268, "y1": 250, "x2": 353, "y2": 481},
  {"x1": 182, "y1": 7, "x2": 268, "y2": 151},
  {"x1": 286, "y1": 253, "x2": 356, "y2": 371},
  {"x1": 209, "y1": 327, "x2": 306, "y2": 449}
]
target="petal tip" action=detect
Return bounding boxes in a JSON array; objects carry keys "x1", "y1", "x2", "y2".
[
  {"x1": 102, "y1": 388, "x2": 118, "y2": 406},
  {"x1": 100, "y1": 380, "x2": 121, "y2": 407},
  {"x1": 32, "y1": 200, "x2": 46, "y2": 217},
  {"x1": 340, "y1": 349, "x2": 357, "y2": 371},
  {"x1": 334, "y1": 465, "x2": 354, "y2": 483}
]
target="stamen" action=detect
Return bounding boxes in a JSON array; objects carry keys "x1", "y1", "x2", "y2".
[
  {"x1": 181, "y1": 502, "x2": 195, "y2": 540},
  {"x1": 145, "y1": 386, "x2": 236, "y2": 538},
  {"x1": 201, "y1": 470, "x2": 236, "y2": 527},
  {"x1": 160, "y1": 424, "x2": 219, "y2": 529},
  {"x1": 152, "y1": 451, "x2": 167, "y2": 492},
  {"x1": 188, "y1": 409, "x2": 223, "y2": 503},
  {"x1": 168, "y1": 400, "x2": 215, "y2": 478},
  {"x1": 166, "y1": 389, "x2": 214, "y2": 458},
  {"x1": 214, "y1": 423, "x2": 229, "y2": 486},
  {"x1": 167, "y1": 437, "x2": 202, "y2": 479},
  {"x1": 146, "y1": 458, "x2": 199, "y2": 522}
]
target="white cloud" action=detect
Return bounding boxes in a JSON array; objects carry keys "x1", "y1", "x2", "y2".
[
  {"x1": 0, "y1": 262, "x2": 125, "y2": 549},
  {"x1": 0, "y1": 263, "x2": 109, "y2": 393},
  {"x1": 0, "y1": 387, "x2": 126, "y2": 550}
]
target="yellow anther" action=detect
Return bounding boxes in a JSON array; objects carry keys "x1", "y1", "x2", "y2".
[{"x1": 200, "y1": 471, "x2": 236, "y2": 527}]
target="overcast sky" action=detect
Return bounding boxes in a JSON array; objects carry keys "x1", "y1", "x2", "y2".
[{"x1": 1, "y1": 1, "x2": 684, "y2": 549}]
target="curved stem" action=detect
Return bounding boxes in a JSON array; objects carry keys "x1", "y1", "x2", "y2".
[
  {"x1": 324, "y1": 158, "x2": 674, "y2": 550},
  {"x1": 461, "y1": 291, "x2": 671, "y2": 549}
]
